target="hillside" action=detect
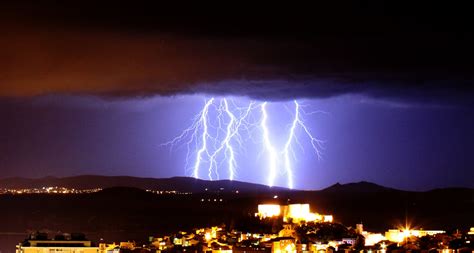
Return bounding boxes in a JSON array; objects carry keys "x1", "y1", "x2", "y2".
[
  {"x1": 0, "y1": 175, "x2": 287, "y2": 193},
  {"x1": 0, "y1": 176, "x2": 471, "y2": 231}
]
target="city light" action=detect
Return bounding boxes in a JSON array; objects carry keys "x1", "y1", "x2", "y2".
[
  {"x1": 15, "y1": 203, "x2": 460, "y2": 253},
  {"x1": 0, "y1": 187, "x2": 102, "y2": 195}
]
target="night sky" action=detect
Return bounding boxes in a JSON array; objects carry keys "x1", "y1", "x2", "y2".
[{"x1": 0, "y1": 2, "x2": 473, "y2": 190}]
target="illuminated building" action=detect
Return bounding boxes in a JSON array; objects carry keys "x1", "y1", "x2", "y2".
[
  {"x1": 204, "y1": 226, "x2": 219, "y2": 241},
  {"x1": 256, "y1": 204, "x2": 333, "y2": 223},
  {"x1": 205, "y1": 232, "x2": 212, "y2": 241},
  {"x1": 354, "y1": 224, "x2": 387, "y2": 246},
  {"x1": 355, "y1": 224, "x2": 364, "y2": 234},
  {"x1": 278, "y1": 224, "x2": 297, "y2": 238},
  {"x1": 283, "y1": 204, "x2": 311, "y2": 222},
  {"x1": 384, "y1": 229, "x2": 445, "y2": 243},
  {"x1": 150, "y1": 237, "x2": 171, "y2": 251},
  {"x1": 233, "y1": 246, "x2": 271, "y2": 253},
  {"x1": 322, "y1": 215, "x2": 333, "y2": 223},
  {"x1": 118, "y1": 241, "x2": 135, "y2": 249},
  {"x1": 364, "y1": 233, "x2": 386, "y2": 246},
  {"x1": 173, "y1": 235, "x2": 183, "y2": 245},
  {"x1": 98, "y1": 243, "x2": 119, "y2": 253},
  {"x1": 211, "y1": 248, "x2": 232, "y2": 253},
  {"x1": 308, "y1": 241, "x2": 339, "y2": 252},
  {"x1": 240, "y1": 232, "x2": 277, "y2": 242},
  {"x1": 268, "y1": 237, "x2": 296, "y2": 253},
  {"x1": 468, "y1": 227, "x2": 474, "y2": 235},
  {"x1": 16, "y1": 235, "x2": 98, "y2": 253},
  {"x1": 170, "y1": 232, "x2": 199, "y2": 247},
  {"x1": 257, "y1": 204, "x2": 281, "y2": 218}
]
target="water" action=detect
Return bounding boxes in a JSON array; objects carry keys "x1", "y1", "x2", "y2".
[{"x1": 0, "y1": 233, "x2": 27, "y2": 253}]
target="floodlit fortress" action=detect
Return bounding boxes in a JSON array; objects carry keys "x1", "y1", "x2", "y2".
[{"x1": 256, "y1": 203, "x2": 333, "y2": 223}]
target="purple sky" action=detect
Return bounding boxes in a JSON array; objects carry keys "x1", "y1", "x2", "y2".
[{"x1": 1, "y1": 93, "x2": 472, "y2": 190}]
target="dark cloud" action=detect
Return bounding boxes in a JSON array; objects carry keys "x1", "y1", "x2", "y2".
[{"x1": 0, "y1": 1, "x2": 473, "y2": 104}]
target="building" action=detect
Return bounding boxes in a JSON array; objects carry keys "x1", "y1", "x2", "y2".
[
  {"x1": 258, "y1": 204, "x2": 281, "y2": 218},
  {"x1": 385, "y1": 229, "x2": 445, "y2": 243},
  {"x1": 233, "y1": 246, "x2": 271, "y2": 253},
  {"x1": 16, "y1": 233, "x2": 98, "y2": 253},
  {"x1": 98, "y1": 243, "x2": 120, "y2": 253},
  {"x1": 256, "y1": 204, "x2": 333, "y2": 224},
  {"x1": 267, "y1": 237, "x2": 296, "y2": 253}
]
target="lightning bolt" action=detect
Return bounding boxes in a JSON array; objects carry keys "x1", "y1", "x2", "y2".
[
  {"x1": 207, "y1": 99, "x2": 234, "y2": 180},
  {"x1": 281, "y1": 101, "x2": 299, "y2": 189},
  {"x1": 221, "y1": 100, "x2": 255, "y2": 181},
  {"x1": 260, "y1": 102, "x2": 278, "y2": 187},
  {"x1": 162, "y1": 97, "x2": 324, "y2": 189},
  {"x1": 161, "y1": 98, "x2": 215, "y2": 179},
  {"x1": 208, "y1": 99, "x2": 256, "y2": 180},
  {"x1": 293, "y1": 101, "x2": 325, "y2": 160},
  {"x1": 193, "y1": 98, "x2": 214, "y2": 179},
  {"x1": 280, "y1": 100, "x2": 324, "y2": 189}
]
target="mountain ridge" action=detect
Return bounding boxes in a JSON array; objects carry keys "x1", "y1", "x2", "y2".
[
  {"x1": 0, "y1": 175, "x2": 288, "y2": 193},
  {"x1": 1, "y1": 175, "x2": 471, "y2": 193}
]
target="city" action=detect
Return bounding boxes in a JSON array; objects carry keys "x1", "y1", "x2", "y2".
[
  {"x1": 15, "y1": 203, "x2": 474, "y2": 253},
  {"x1": 0, "y1": 187, "x2": 190, "y2": 195},
  {"x1": 0, "y1": 187, "x2": 102, "y2": 195}
]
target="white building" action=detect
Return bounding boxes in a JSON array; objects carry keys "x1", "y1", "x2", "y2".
[
  {"x1": 257, "y1": 204, "x2": 333, "y2": 223},
  {"x1": 16, "y1": 239, "x2": 99, "y2": 253}
]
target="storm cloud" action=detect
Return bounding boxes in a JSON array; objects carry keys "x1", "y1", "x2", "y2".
[{"x1": 0, "y1": 1, "x2": 473, "y2": 104}]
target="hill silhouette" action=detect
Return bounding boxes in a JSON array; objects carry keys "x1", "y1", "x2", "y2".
[
  {"x1": 0, "y1": 175, "x2": 287, "y2": 193},
  {"x1": 321, "y1": 181, "x2": 397, "y2": 193},
  {"x1": 0, "y1": 176, "x2": 445, "y2": 193}
]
